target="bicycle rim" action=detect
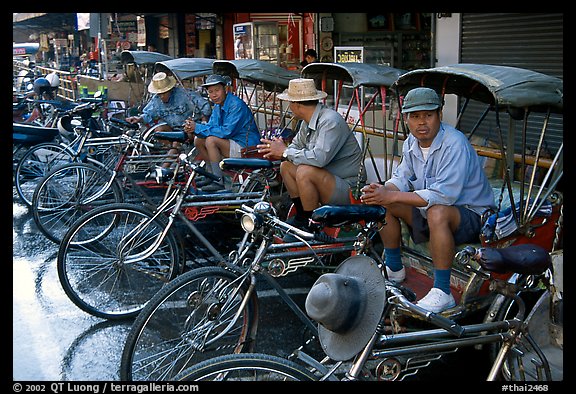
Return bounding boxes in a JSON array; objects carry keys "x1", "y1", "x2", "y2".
[
  {"x1": 173, "y1": 353, "x2": 318, "y2": 381},
  {"x1": 57, "y1": 203, "x2": 181, "y2": 319},
  {"x1": 121, "y1": 266, "x2": 257, "y2": 381}
]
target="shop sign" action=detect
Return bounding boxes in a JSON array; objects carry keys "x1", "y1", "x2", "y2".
[{"x1": 334, "y1": 46, "x2": 363, "y2": 64}]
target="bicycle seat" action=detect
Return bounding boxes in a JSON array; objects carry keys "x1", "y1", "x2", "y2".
[
  {"x1": 311, "y1": 205, "x2": 387, "y2": 227},
  {"x1": 221, "y1": 157, "x2": 274, "y2": 170},
  {"x1": 153, "y1": 131, "x2": 188, "y2": 142}
]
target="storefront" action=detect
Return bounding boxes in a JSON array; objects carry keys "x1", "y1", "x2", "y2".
[{"x1": 331, "y1": 13, "x2": 432, "y2": 70}]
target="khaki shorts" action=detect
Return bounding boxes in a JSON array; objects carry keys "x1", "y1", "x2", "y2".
[
  {"x1": 328, "y1": 176, "x2": 352, "y2": 205},
  {"x1": 229, "y1": 140, "x2": 242, "y2": 158}
]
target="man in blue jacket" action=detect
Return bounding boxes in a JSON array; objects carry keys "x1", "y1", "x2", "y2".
[{"x1": 184, "y1": 74, "x2": 260, "y2": 191}]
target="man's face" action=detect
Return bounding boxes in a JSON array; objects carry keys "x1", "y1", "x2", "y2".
[
  {"x1": 158, "y1": 89, "x2": 172, "y2": 103},
  {"x1": 206, "y1": 84, "x2": 227, "y2": 105},
  {"x1": 404, "y1": 110, "x2": 442, "y2": 148}
]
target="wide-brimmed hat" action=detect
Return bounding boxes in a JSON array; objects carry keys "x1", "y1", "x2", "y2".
[
  {"x1": 305, "y1": 255, "x2": 386, "y2": 361},
  {"x1": 148, "y1": 72, "x2": 177, "y2": 94},
  {"x1": 277, "y1": 78, "x2": 327, "y2": 102},
  {"x1": 401, "y1": 87, "x2": 442, "y2": 113}
]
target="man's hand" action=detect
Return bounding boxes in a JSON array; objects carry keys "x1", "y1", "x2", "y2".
[
  {"x1": 360, "y1": 182, "x2": 395, "y2": 206},
  {"x1": 183, "y1": 117, "x2": 196, "y2": 141},
  {"x1": 125, "y1": 116, "x2": 141, "y2": 124},
  {"x1": 257, "y1": 137, "x2": 285, "y2": 160}
]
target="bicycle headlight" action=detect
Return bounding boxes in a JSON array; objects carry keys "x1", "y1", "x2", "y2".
[{"x1": 241, "y1": 212, "x2": 263, "y2": 233}]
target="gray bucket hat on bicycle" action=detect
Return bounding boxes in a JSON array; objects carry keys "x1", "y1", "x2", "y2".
[{"x1": 305, "y1": 255, "x2": 385, "y2": 361}]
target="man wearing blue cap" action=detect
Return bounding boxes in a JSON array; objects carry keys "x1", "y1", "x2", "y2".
[
  {"x1": 361, "y1": 87, "x2": 495, "y2": 313},
  {"x1": 184, "y1": 74, "x2": 261, "y2": 191}
]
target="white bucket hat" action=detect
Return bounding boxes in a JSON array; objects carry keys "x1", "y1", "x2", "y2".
[
  {"x1": 305, "y1": 255, "x2": 386, "y2": 361},
  {"x1": 148, "y1": 72, "x2": 177, "y2": 94},
  {"x1": 277, "y1": 78, "x2": 327, "y2": 102}
]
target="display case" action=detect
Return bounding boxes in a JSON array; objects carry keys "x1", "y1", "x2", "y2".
[
  {"x1": 233, "y1": 22, "x2": 279, "y2": 65},
  {"x1": 337, "y1": 31, "x2": 430, "y2": 70}
]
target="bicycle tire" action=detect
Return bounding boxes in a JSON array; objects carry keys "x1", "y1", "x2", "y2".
[
  {"x1": 173, "y1": 353, "x2": 318, "y2": 381},
  {"x1": 57, "y1": 203, "x2": 183, "y2": 320},
  {"x1": 15, "y1": 142, "x2": 76, "y2": 206},
  {"x1": 32, "y1": 162, "x2": 124, "y2": 244},
  {"x1": 120, "y1": 266, "x2": 258, "y2": 381}
]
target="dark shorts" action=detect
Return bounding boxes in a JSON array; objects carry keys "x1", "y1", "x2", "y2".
[{"x1": 409, "y1": 206, "x2": 482, "y2": 245}]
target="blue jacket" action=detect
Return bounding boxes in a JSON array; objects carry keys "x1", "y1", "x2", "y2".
[
  {"x1": 141, "y1": 87, "x2": 211, "y2": 128},
  {"x1": 194, "y1": 93, "x2": 260, "y2": 148}
]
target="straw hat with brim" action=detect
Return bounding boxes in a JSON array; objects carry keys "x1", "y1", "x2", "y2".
[
  {"x1": 305, "y1": 255, "x2": 386, "y2": 361},
  {"x1": 148, "y1": 72, "x2": 177, "y2": 94},
  {"x1": 277, "y1": 78, "x2": 328, "y2": 102}
]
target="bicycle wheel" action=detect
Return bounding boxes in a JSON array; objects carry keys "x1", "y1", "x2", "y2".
[
  {"x1": 120, "y1": 266, "x2": 258, "y2": 381},
  {"x1": 57, "y1": 203, "x2": 184, "y2": 320},
  {"x1": 489, "y1": 288, "x2": 559, "y2": 381},
  {"x1": 173, "y1": 353, "x2": 318, "y2": 381},
  {"x1": 15, "y1": 142, "x2": 75, "y2": 206},
  {"x1": 32, "y1": 162, "x2": 124, "y2": 244}
]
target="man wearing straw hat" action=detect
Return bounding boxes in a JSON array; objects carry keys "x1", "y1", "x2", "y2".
[
  {"x1": 258, "y1": 78, "x2": 363, "y2": 240},
  {"x1": 126, "y1": 71, "x2": 211, "y2": 164}
]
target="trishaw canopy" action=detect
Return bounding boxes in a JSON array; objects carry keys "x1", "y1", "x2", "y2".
[
  {"x1": 212, "y1": 59, "x2": 299, "y2": 92},
  {"x1": 120, "y1": 50, "x2": 173, "y2": 66},
  {"x1": 155, "y1": 57, "x2": 215, "y2": 81},
  {"x1": 392, "y1": 63, "x2": 563, "y2": 114},
  {"x1": 301, "y1": 62, "x2": 406, "y2": 88}
]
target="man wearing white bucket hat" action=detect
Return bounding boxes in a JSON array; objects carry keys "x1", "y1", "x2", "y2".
[
  {"x1": 126, "y1": 72, "x2": 211, "y2": 165},
  {"x1": 258, "y1": 78, "x2": 363, "y2": 240},
  {"x1": 360, "y1": 87, "x2": 495, "y2": 313},
  {"x1": 126, "y1": 72, "x2": 211, "y2": 129}
]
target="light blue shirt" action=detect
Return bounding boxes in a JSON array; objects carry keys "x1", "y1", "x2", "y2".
[
  {"x1": 385, "y1": 122, "x2": 496, "y2": 216},
  {"x1": 194, "y1": 92, "x2": 260, "y2": 148},
  {"x1": 140, "y1": 87, "x2": 211, "y2": 128}
]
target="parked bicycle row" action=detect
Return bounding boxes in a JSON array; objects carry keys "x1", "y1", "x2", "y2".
[{"x1": 13, "y1": 58, "x2": 563, "y2": 382}]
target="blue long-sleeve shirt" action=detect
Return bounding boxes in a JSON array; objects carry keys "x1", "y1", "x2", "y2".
[
  {"x1": 140, "y1": 87, "x2": 211, "y2": 128},
  {"x1": 385, "y1": 122, "x2": 496, "y2": 217},
  {"x1": 194, "y1": 92, "x2": 261, "y2": 148}
]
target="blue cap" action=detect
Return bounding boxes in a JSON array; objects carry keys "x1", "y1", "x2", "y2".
[
  {"x1": 402, "y1": 87, "x2": 442, "y2": 113},
  {"x1": 202, "y1": 74, "x2": 230, "y2": 87}
]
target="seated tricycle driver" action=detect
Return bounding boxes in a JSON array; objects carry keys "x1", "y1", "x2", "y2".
[
  {"x1": 360, "y1": 87, "x2": 496, "y2": 313},
  {"x1": 257, "y1": 78, "x2": 364, "y2": 242}
]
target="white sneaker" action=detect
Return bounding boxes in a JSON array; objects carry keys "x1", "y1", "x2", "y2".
[
  {"x1": 416, "y1": 288, "x2": 456, "y2": 313},
  {"x1": 386, "y1": 266, "x2": 406, "y2": 283}
]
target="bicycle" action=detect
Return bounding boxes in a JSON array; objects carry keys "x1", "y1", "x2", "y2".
[
  {"x1": 55, "y1": 153, "x2": 284, "y2": 320},
  {"x1": 119, "y1": 201, "x2": 387, "y2": 380},
  {"x1": 14, "y1": 97, "x2": 122, "y2": 206},
  {"x1": 30, "y1": 119, "x2": 177, "y2": 244},
  {"x1": 171, "y1": 241, "x2": 558, "y2": 382}
]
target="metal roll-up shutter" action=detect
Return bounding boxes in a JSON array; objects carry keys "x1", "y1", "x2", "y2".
[{"x1": 458, "y1": 13, "x2": 563, "y2": 158}]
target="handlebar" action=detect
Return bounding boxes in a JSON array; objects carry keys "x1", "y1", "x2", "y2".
[
  {"x1": 178, "y1": 153, "x2": 221, "y2": 181},
  {"x1": 109, "y1": 117, "x2": 140, "y2": 130}
]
